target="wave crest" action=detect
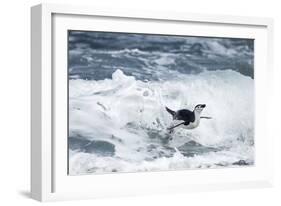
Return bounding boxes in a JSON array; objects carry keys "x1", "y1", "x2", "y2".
[{"x1": 69, "y1": 69, "x2": 254, "y2": 175}]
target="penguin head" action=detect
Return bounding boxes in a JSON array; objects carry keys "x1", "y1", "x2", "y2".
[{"x1": 194, "y1": 104, "x2": 206, "y2": 113}]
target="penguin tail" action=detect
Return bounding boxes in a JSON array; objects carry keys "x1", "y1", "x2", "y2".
[{"x1": 165, "y1": 107, "x2": 176, "y2": 119}]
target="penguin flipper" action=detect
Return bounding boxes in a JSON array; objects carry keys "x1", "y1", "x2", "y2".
[
  {"x1": 200, "y1": 116, "x2": 212, "y2": 119},
  {"x1": 167, "y1": 121, "x2": 186, "y2": 130}
]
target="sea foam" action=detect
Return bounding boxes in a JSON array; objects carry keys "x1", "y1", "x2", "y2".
[{"x1": 69, "y1": 69, "x2": 254, "y2": 175}]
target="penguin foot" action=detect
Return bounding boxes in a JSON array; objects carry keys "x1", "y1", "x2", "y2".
[{"x1": 168, "y1": 128, "x2": 174, "y2": 134}]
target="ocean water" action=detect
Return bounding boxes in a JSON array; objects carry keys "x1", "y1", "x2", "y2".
[{"x1": 68, "y1": 31, "x2": 254, "y2": 175}]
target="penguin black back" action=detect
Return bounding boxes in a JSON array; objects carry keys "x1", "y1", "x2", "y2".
[
  {"x1": 176, "y1": 109, "x2": 195, "y2": 123},
  {"x1": 165, "y1": 107, "x2": 195, "y2": 123}
]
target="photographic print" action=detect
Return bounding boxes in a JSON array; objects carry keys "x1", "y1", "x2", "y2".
[{"x1": 68, "y1": 31, "x2": 254, "y2": 175}]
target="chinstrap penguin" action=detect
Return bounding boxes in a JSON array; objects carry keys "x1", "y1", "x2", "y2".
[{"x1": 165, "y1": 104, "x2": 211, "y2": 132}]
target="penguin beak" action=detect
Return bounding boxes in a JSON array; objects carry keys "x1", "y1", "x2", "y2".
[{"x1": 201, "y1": 104, "x2": 206, "y2": 108}]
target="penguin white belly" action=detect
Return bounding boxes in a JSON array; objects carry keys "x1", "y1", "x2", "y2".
[
  {"x1": 186, "y1": 121, "x2": 199, "y2": 129},
  {"x1": 184, "y1": 120, "x2": 200, "y2": 129}
]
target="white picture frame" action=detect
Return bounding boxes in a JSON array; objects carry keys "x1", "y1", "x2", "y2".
[{"x1": 31, "y1": 3, "x2": 274, "y2": 202}]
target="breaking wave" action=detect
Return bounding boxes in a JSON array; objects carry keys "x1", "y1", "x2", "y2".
[{"x1": 68, "y1": 69, "x2": 254, "y2": 175}]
